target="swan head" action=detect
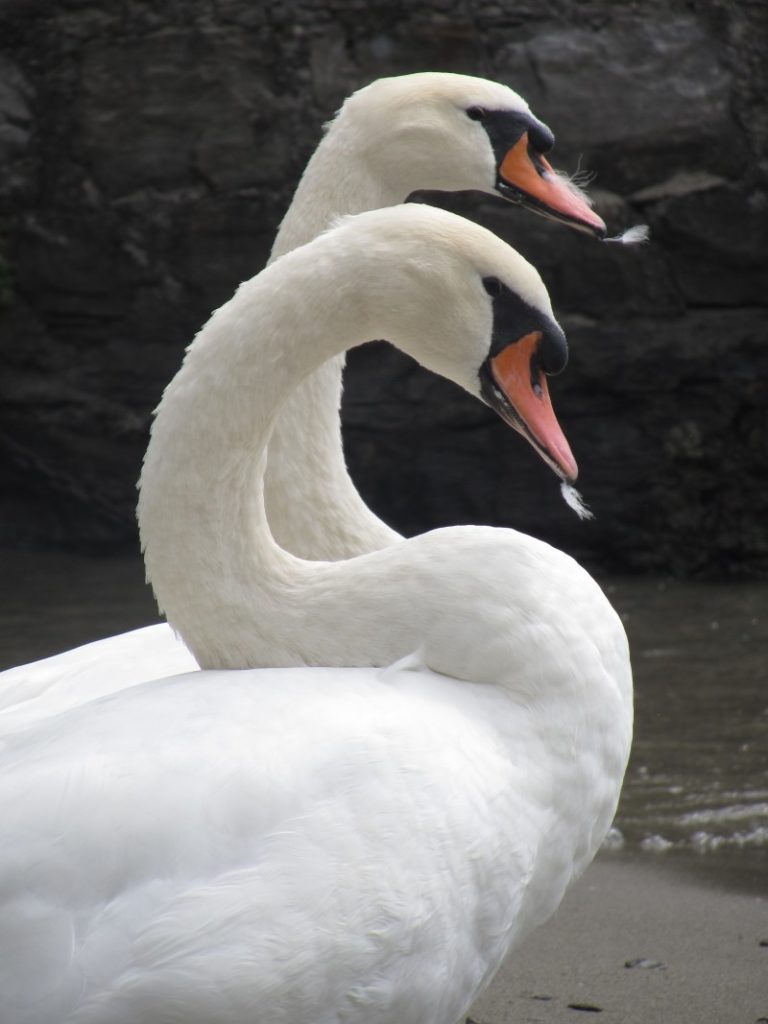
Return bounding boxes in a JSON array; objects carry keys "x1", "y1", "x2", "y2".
[
  {"x1": 476, "y1": 275, "x2": 576, "y2": 482},
  {"x1": 334, "y1": 205, "x2": 578, "y2": 483},
  {"x1": 338, "y1": 72, "x2": 606, "y2": 239}
]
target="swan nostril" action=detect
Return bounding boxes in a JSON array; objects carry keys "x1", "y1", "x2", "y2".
[
  {"x1": 529, "y1": 352, "x2": 546, "y2": 397},
  {"x1": 527, "y1": 146, "x2": 549, "y2": 178}
]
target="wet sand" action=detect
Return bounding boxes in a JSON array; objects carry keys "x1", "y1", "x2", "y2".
[{"x1": 471, "y1": 854, "x2": 768, "y2": 1024}]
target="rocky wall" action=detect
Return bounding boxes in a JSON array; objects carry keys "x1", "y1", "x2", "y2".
[{"x1": 0, "y1": 0, "x2": 766, "y2": 574}]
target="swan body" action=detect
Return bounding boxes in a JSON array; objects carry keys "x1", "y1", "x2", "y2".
[
  {"x1": 1, "y1": 624, "x2": 628, "y2": 1023},
  {"x1": 0, "y1": 623, "x2": 196, "y2": 731},
  {"x1": 0, "y1": 205, "x2": 632, "y2": 1021},
  {"x1": 2, "y1": 73, "x2": 606, "y2": 712}
]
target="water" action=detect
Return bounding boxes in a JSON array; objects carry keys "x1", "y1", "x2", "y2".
[
  {"x1": 1, "y1": 551, "x2": 766, "y2": 889},
  {"x1": 603, "y1": 577, "x2": 768, "y2": 890}
]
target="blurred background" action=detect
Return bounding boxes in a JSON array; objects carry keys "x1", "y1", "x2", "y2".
[
  {"x1": 0, "y1": 2, "x2": 766, "y2": 882},
  {"x1": 1, "y1": 0, "x2": 766, "y2": 572}
]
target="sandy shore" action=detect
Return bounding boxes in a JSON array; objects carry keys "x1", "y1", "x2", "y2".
[{"x1": 470, "y1": 853, "x2": 767, "y2": 1024}]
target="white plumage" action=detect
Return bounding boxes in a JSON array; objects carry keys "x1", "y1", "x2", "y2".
[
  {"x1": 0, "y1": 624, "x2": 195, "y2": 731},
  {"x1": 0, "y1": 206, "x2": 632, "y2": 1022},
  {"x1": 2, "y1": 72, "x2": 609, "y2": 712}
]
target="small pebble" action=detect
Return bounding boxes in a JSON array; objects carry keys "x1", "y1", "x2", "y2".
[
  {"x1": 567, "y1": 1004, "x2": 603, "y2": 1013},
  {"x1": 625, "y1": 957, "x2": 666, "y2": 970}
]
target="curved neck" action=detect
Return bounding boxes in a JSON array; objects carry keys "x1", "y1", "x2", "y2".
[{"x1": 139, "y1": 238, "x2": 411, "y2": 667}]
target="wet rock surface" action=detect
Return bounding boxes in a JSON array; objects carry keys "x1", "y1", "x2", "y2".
[{"x1": 1, "y1": 0, "x2": 766, "y2": 573}]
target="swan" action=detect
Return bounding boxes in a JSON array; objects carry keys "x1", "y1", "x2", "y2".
[
  {"x1": 266, "y1": 71, "x2": 606, "y2": 561},
  {"x1": 0, "y1": 205, "x2": 632, "y2": 1022},
  {"x1": 0, "y1": 72, "x2": 607, "y2": 720}
]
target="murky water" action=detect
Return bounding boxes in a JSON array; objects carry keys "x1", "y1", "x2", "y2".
[
  {"x1": 1, "y1": 551, "x2": 766, "y2": 889},
  {"x1": 604, "y1": 577, "x2": 768, "y2": 890}
]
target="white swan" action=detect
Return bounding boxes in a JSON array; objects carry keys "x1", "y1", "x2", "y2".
[
  {"x1": 0, "y1": 72, "x2": 606, "y2": 721},
  {"x1": 0, "y1": 206, "x2": 632, "y2": 1022},
  {"x1": 267, "y1": 72, "x2": 605, "y2": 561}
]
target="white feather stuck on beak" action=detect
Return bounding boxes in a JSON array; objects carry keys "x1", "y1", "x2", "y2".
[
  {"x1": 604, "y1": 224, "x2": 650, "y2": 246},
  {"x1": 560, "y1": 481, "x2": 594, "y2": 520}
]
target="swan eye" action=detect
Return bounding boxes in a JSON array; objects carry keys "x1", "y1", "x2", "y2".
[
  {"x1": 466, "y1": 107, "x2": 486, "y2": 122},
  {"x1": 483, "y1": 277, "x2": 503, "y2": 297}
]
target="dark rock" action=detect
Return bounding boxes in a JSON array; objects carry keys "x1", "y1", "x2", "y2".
[
  {"x1": 645, "y1": 184, "x2": 768, "y2": 306},
  {"x1": 0, "y1": 0, "x2": 766, "y2": 575},
  {"x1": 77, "y1": 32, "x2": 292, "y2": 198},
  {"x1": 493, "y1": 16, "x2": 747, "y2": 194},
  {"x1": 168, "y1": 194, "x2": 275, "y2": 318},
  {"x1": 0, "y1": 56, "x2": 36, "y2": 207}
]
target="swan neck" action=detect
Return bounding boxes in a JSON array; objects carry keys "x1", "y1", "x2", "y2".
[
  {"x1": 260, "y1": 122, "x2": 407, "y2": 559},
  {"x1": 270, "y1": 124, "x2": 401, "y2": 262},
  {"x1": 138, "y1": 238, "x2": 410, "y2": 666}
]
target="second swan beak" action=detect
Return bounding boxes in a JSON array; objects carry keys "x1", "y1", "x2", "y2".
[{"x1": 497, "y1": 133, "x2": 606, "y2": 239}]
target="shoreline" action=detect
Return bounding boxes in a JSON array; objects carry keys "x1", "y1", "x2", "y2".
[{"x1": 470, "y1": 852, "x2": 768, "y2": 1024}]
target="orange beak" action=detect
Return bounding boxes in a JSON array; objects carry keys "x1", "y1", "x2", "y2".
[
  {"x1": 498, "y1": 133, "x2": 606, "y2": 238},
  {"x1": 488, "y1": 332, "x2": 578, "y2": 482}
]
